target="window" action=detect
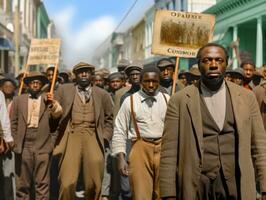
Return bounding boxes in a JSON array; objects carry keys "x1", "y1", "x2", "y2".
[
  {"x1": 6, "y1": 0, "x2": 12, "y2": 14},
  {"x1": 181, "y1": 0, "x2": 185, "y2": 11}
]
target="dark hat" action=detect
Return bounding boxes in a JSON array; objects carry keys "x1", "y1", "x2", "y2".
[
  {"x1": 59, "y1": 70, "x2": 71, "y2": 77},
  {"x1": 16, "y1": 70, "x2": 28, "y2": 80},
  {"x1": 189, "y1": 66, "x2": 201, "y2": 77},
  {"x1": 23, "y1": 71, "x2": 49, "y2": 85},
  {"x1": 46, "y1": 65, "x2": 55, "y2": 72},
  {"x1": 225, "y1": 68, "x2": 234, "y2": 75},
  {"x1": 124, "y1": 61, "x2": 143, "y2": 76},
  {"x1": 178, "y1": 70, "x2": 188, "y2": 79},
  {"x1": 108, "y1": 72, "x2": 124, "y2": 81},
  {"x1": 231, "y1": 68, "x2": 245, "y2": 78},
  {"x1": 117, "y1": 59, "x2": 130, "y2": 70},
  {"x1": 157, "y1": 58, "x2": 174, "y2": 68},
  {"x1": 72, "y1": 62, "x2": 95, "y2": 74},
  {"x1": 1, "y1": 74, "x2": 17, "y2": 87}
]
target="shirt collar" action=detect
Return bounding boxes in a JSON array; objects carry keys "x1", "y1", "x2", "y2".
[
  {"x1": 139, "y1": 89, "x2": 159, "y2": 103},
  {"x1": 200, "y1": 80, "x2": 225, "y2": 96},
  {"x1": 76, "y1": 85, "x2": 91, "y2": 92}
]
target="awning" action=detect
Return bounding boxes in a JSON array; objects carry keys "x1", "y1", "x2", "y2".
[{"x1": 0, "y1": 37, "x2": 14, "y2": 51}]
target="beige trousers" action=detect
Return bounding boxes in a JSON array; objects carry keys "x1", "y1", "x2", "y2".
[
  {"x1": 58, "y1": 128, "x2": 104, "y2": 200},
  {"x1": 128, "y1": 139, "x2": 161, "y2": 200}
]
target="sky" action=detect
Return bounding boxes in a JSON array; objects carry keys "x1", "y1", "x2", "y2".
[{"x1": 44, "y1": 0, "x2": 154, "y2": 68}]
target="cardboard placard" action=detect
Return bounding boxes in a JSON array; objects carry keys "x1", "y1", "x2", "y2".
[
  {"x1": 27, "y1": 39, "x2": 61, "y2": 65},
  {"x1": 152, "y1": 10, "x2": 215, "y2": 58}
]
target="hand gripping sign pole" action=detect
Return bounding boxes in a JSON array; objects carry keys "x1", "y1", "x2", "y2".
[
  {"x1": 151, "y1": 10, "x2": 215, "y2": 95},
  {"x1": 18, "y1": 64, "x2": 29, "y2": 96},
  {"x1": 18, "y1": 39, "x2": 61, "y2": 96}
]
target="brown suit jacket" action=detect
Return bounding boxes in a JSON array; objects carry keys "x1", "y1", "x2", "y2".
[
  {"x1": 10, "y1": 94, "x2": 57, "y2": 154},
  {"x1": 160, "y1": 81, "x2": 266, "y2": 200},
  {"x1": 53, "y1": 83, "x2": 113, "y2": 157},
  {"x1": 254, "y1": 83, "x2": 266, "y2": 130}
]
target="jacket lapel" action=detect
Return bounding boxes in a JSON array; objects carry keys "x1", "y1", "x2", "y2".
[
  {"x1": 39, "y1": 94, "x2": 46, "y2": 121},
  {"x1": 21, "y1": 94, "x2": 29, "y2": 123},
  {"x1": 63, "y1": 84, "x2": 76, "y2": 119},
  {"x1": 92, "y1": 86, "x2": 101, "y2": 125},
  {"x1": 226, "y1": 81, "x2": 246, "y2": 140},
  {"x1": 186, "y1": 84, "x2": 203, "y2": 158}
]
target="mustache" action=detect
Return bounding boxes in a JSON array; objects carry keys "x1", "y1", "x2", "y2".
[{"x1": 205, "y1": 70, "x2": 222, "y2": 76}]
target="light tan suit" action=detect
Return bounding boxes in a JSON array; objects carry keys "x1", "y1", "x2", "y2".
[{"x1": 54, "y1": 84, "x2": 113, "y2": 200}]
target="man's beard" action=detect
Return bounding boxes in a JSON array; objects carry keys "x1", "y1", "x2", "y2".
[
  {"x1": 28, "y1": 88, "x2": 41, "y2": 98},
  {"x1": 201, "y1": 74, "x2": 224, "y2": 91},
  {"x1": 4, "y1": 93, "x2": 14, "y2": 99},
  {"x1": 77, "y1": 78, "x2": 90, "y2": 88},
  {"x1": 160, "y1": 77, "x2": 172, "y2": 87},
  {"x1": 244, "y1": 76, "x2": 252, "y2": 84}
]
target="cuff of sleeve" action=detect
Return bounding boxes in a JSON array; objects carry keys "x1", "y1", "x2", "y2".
[{"x1": 4, "y1": 135, "x2": 14, "y2": 142}]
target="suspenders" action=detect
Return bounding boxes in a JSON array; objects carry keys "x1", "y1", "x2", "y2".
[{"x1": 130, "y1": 92, "x2": 168, "y2": 140}]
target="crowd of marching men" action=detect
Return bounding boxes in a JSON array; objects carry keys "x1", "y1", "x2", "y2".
[{"x1": 1, "y1": 43, "x2": 266, "y2": 200}]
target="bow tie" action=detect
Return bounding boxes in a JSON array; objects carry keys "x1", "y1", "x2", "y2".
[{"x1": 142, "y1": 96, "x2": 157, "y2": 107}]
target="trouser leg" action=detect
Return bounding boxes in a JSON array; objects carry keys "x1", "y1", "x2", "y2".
[
  {"x1": 15, "y1": 149, "x2": 34, "y2": 200},
  {"x1": 101, "y1": 147, "x2": 112, "y2": 198},
  {"x1": 2, "y1": 151, "x2": 15, "y2": 200},
  {"x1": 58, "y1": 131, "x2": 82, "y2": 200},
  {"x1": 34, "y1": 153, "x2": 51, "y2": 200},
  {"x1": 82, "y1": 132, "x2": 104, "y2": 200},
  {"x1": 128, "y1": 140, "x2": 156, "y2": 200}
]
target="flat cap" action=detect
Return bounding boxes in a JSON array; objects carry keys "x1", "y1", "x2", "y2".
[
  {"x1": 124, "y1": 61, "x2": 143, "y2": 76},
  {"x1": 117, "y1": 58, "x2": 130, "y2": 69},
  {"x1": 24, "y1": 71, "x2": 49, "y2": 85},
  {"x1": 72, "y1": 62, "x2": 95, "y2": 73},
  {"x1": 108, "y1": 72, "x2": 124, "y2": 81},
  {"x1": 157, "y1": 58, "x2": 174, "y2": 68}
]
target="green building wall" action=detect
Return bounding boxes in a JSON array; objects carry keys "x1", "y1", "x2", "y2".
[{"x1": 37, "y1": 3, "x2": 50, "y2": 38}]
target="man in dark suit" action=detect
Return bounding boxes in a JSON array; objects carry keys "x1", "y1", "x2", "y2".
[
  {"x1": 156, "y1": 58, "x2": 185, "y2": 95},
  {"x1": 54, "y1": 62, "x2": 113, "y2": 200},
  {"x1": 10, "y1": 71, "x2": 62, "y2": 200},
  {"x1": 160, "y1": 43, "x2": 266, "y2": 200}
]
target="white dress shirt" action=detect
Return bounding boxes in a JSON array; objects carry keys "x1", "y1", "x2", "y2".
[
  {"x1": 0, "y1": 91, "x2": 13, "y2": 142},
  {"x1": 112, "y1": 90, "x2": 170, "y2": 155}
]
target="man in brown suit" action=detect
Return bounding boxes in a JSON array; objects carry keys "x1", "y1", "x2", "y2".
[
  {"x1": 54, "y1": 62, "x2": 113, "y2": 200},
  {"x1": 254, "y1": 82, "x2": 266, "y2": 129},
  {"x1": 160, "y1": 43, "x2": 266, "y2": 200},
  {"x1": 10, "y1": 71, "x2": 62, "y2": 200}
]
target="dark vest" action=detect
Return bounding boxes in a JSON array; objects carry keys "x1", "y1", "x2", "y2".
[
  {"x1": 71, "y1": 92, "x2": 95, "y2": 133},
  {"x1": 200, "y1": 87, "x2": 236, "y2": 180}
]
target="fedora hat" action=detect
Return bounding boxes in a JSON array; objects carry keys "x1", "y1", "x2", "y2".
[{"x1": 23, "y1": 71, "x2": 49, "y2": 85}]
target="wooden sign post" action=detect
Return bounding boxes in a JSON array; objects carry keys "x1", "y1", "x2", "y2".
[
  {"x1": 18, "y1": 38, "x2": 61, "y2": 95},
  {"x1": 152, "y1": 10, "x2": 215, "y2": 95}
]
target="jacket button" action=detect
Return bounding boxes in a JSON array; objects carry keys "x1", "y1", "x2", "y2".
[{"x1": 199, "y1": 164, "x2": 202, "y2": 168}]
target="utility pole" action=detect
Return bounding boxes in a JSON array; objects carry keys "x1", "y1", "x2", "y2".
[{"x1": 13, "y1": 0, "x2": 20, "y2": 76}]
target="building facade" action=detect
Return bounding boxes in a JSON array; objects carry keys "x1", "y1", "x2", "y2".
[
  {"x1": 205, "y1": 0, "x2": 266, "y2": 68},
  {"x1": 0, "y1": 0, "x2": 53, "y2": 75}
]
